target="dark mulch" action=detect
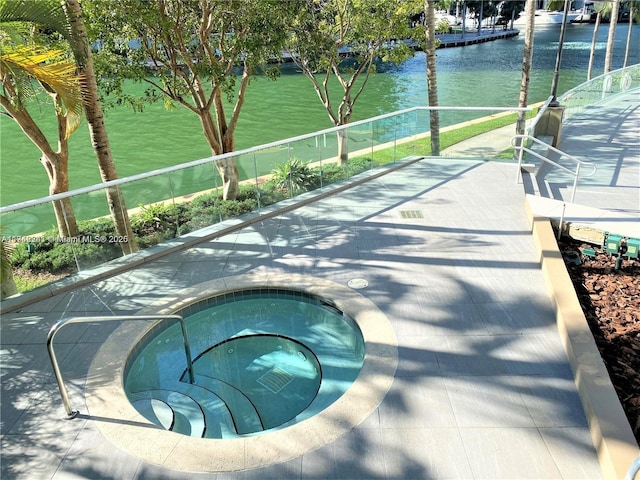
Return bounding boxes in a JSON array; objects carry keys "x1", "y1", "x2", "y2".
[{"x1": 559, "y1": 237, "x2": 640, "y2": 446}]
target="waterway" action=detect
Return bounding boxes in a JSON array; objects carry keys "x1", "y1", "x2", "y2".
[{"x1": 1, "y1": 22, "x2": 638, "y2": 206}]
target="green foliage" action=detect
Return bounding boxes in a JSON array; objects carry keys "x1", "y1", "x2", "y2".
[
  {"x1": 0, "y1": 0, "x2": 70, "y2": 42},
  {"x1": 269, "y1": 158, "x2": 319, "y2": 194},
  {"x1": 286, "y1": 0, "x2": 415, "y2": 126},
  {"x1": 87, "y1": 0, "x2": 300, "y2": 112},
  {"x1": 0, "y1": 233, "x2": 18, "y2": 299},
  {"x1": 9, "y1": 217, "x2": 121, "y2": 274},
  {"x1": 130, "y1": 202, "x2": 189, "y2": 248},
  {"x1": 11, "y1": 237, "x2": 120, "y2": 274}
]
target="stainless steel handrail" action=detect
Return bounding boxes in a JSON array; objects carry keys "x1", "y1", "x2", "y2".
[
  {"x1": 511, "y1": 134, "x2": 597, "y2": 203},
  {"x1": 47, "y1": 315, "x2": 195, "y2": 419},
  {"x1": 627, "y1": 457, "x2": 640, "y2": 480}
]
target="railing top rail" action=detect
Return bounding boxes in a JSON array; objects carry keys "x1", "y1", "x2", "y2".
[
  {"x1": 511, "y1": 134, "x2": 598, "y2": 177},
  {"x1": 0, "y1": 105, "x2": 532, "y2": 214}
]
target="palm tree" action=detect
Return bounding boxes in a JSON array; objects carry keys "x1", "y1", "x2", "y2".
[
  {"x1": 516, "y1": 0, "x2": 536, "y2": 137},
  {"x1": 0, "y1": 44, "x2": 81, "y2": 237},
  {"x1": 61, "y1": 0, "x2": 137, "y2": 253},
  {"x1": 623, "y1": 0, "x2": 640, "y2": 68},
  {"x1": 1, "y1": 0, "x2": 137, "y2": 253},
  {"x1": 587, "y1": 2, "x2": 610, "y2": 80},
  {"x1": 424, "y1": 0, "x2": 440, "y2": 155},
  {"x1": 604, "y1": 0, "x2": 621, "y2": 73}
]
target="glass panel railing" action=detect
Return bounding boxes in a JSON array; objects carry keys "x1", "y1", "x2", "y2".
[
  {"x1": 1, "y1": 105, "x2": 535, "y2": 298},
  {"x1": 559, "y1": 64, "x2": 640, "y2": 122}
]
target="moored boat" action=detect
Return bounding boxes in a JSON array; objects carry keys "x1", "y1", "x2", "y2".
[{"x1": 513, "y1": 9, "x2": 581, "y2": 25}]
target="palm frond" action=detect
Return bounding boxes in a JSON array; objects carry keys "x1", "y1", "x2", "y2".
[
  {"x1": 0, "y1": 0, "x2": 70, "y2": 41},
  {"x1": 1, "y1": 44, "x2": 83, "y2": 135}
]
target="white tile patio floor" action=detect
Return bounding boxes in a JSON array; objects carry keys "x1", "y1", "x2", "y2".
[{"x1": 1, "y1": 158, "x2": 605, "y2": 480}]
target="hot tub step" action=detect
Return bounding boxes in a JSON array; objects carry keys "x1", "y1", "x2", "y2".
[{"x1": 194, "y1": 374, "x2": 263, "y2": 436}]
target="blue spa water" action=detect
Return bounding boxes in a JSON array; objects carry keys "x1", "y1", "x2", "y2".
[{"x1": 124, "y1": 289, "x2": 365, "y2": 439}]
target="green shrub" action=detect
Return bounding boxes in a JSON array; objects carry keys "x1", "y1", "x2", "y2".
[
  {"x1": 12, "y1": 238, "x2": 120, "y2": 274},
  {"x1": 270, "y1": 158, "x2": 318, "y2": 194},
  {"x1": 131, "y1": 202, "x2": 187, "y2": 238},
  {"x1": 10, "y1": 218, "x2": 123, "y2": 274}
]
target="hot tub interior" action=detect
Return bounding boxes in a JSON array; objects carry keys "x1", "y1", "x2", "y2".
[{"x1": 124, "y1": 288, "x2": 365, "y2": 438}]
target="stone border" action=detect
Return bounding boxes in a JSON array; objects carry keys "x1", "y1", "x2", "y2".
[
  {"x1": 526, "y1": 199, "x2": 639, "y2": 480},
  {"x1": 85, "y1": 273, "x2": 398, "y2": 472}
]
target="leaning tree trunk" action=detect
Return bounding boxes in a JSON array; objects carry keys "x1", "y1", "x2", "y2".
[
  {"x1": 1, "y1": 95, "x2": 80, "y2": 238},
  {"x1": 47, "y1": 107, "x2": 78, "y2": 238},
  {"x1": 517, "y1": 0, "x2": 536, "y2": 137},
  {"x1": 425, "y1": 0, "x2": 440, "y2": 156},
  {"x1": 62, "y1": 0, "x2": 137, "y2": 254},
  {"x1": 587, "y1": 12, "x2": 602, "y2": 80},
  {"x1": 604, "y1": 0, "x2": 620, "y2": 73},
  {"x1": 623, "y1": 4, "x2": 634, "y2": 68}
]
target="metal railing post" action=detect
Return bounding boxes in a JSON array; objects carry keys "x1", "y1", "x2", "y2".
[
  {"x1": 571, "y1": 163, "x2": 581, "y2": 203},
  {"x1": 47, "y1": 315, "x2": 195, "y2": 419}
]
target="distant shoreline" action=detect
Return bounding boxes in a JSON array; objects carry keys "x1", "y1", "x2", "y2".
[{"x1": 435, "y1": 28, "x2": 519, "y2": 48}]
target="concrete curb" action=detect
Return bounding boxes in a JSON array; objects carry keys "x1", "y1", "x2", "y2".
[{"x1": 526, "y1": 198, "x2": 639, "y2": 480}]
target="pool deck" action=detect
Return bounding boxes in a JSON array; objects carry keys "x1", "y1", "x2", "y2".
[{"x1": 1, "y1": 90, "x2": 639, "y2": 479}]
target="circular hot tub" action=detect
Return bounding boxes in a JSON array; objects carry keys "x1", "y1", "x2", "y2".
[
  {"x1": 86, "y1": 273, "x2": 397, "y2": 472},
  {"x1": 124, "y1": 289, "x2": 365, "y2": 438}
]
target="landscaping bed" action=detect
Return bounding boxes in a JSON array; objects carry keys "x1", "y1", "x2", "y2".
[{"x1": 559, "y1": 237, "x2": 640, "y2": 445}]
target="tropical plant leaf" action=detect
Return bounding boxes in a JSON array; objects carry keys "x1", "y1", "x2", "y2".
[
  {"x1": 1, "y1": 44, "x2": 83, "y2": 135},
  {"x1": 0, "y1": 0, "x2": 70, "y2": 40}
]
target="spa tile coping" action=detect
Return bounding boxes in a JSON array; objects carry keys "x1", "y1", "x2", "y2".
[{"x1": 84, "y1": 273, "x2": 398, "y2": 473}]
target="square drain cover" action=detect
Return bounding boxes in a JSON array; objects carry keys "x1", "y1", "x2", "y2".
[
  {"x1": 400, "y1": 210, "x2": 423, "y2": 218},
  {"x1": 257, "y1": 367, "x2": 294, "y2": 393}
]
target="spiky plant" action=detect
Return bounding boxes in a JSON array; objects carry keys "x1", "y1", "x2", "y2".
[{"x1": 0, "y1": 234, "x2": 18, "y2": 300}]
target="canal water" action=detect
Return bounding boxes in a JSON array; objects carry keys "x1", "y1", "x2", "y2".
[{"x1": 1, "y1": 23, "x2": 638, "y2": 205}]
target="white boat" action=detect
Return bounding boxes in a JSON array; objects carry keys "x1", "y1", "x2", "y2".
[
  {"x1": 571, "y1": 2, "x2": 595, "y2": 23},
  {"x1": 514, "y1": 9, "x2": 581, "y2": 25}
]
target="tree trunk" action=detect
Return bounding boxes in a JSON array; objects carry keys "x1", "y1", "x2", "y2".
[
  {"x1": 604, "y1": 0, "x2": 620, "y2": 73},
  {"x1": 623, "y1": 5, "x2": 634, "y2": 68},
  {"x1": 587, "y1": 13, "x2": 601, "y2": 80},
  {"x1": 517, "y1": 0, "x2": 536, "y2": 137},
  {"x1": 425, "y1": 0, "x2": 440, "y2": 156},
  {"x1": 198, "y1": 110, "x2": 240, "y2": 200},
  {"x1": 0, "y1": 95, "x2": 80, "y2": 238},
  {"x1": 336, "y1": 129, "x2": 349, "y2": 166},
  {"x1": 41, "y1": 152, "x2": 79, "y2": 238},
  {"x1": 62, "y1": 0, "x2": 137, "y2": 254}
]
